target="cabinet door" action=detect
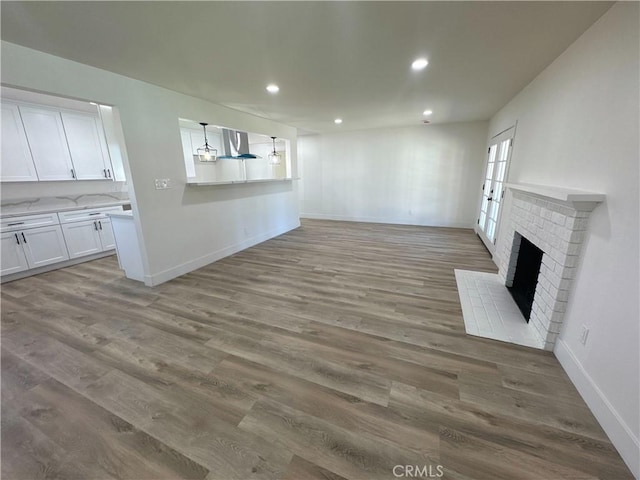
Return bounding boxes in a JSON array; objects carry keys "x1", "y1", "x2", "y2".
[
  {"x1": 61, "y1": 111, "x2": 110, "y2": 180},
  {"x1": 98, "y1": 105, "x2": 127, "y2": 181},
  {"x1": 0, "y1": 232, "x2": 29, "y2": 276},
  {"x1": 98, "y1": 218, "x2": 116, "y2": 250},
  {"x1": 19, "y1": 105, "x2": 75, "y2": 181},
  {"x1": 21, "y1": 225, "x2": 70, "y2": 268},
  {"x1": 61, "y1": 220, "x2": 102, "y2": 259},
  {"x1": 1, "y1": 102, "x2": 39, "y2": 182}
]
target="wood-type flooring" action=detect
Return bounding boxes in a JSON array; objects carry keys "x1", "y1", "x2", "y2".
[{"x1": 1, "y1": 219, "x2": 632, "y2": 479}]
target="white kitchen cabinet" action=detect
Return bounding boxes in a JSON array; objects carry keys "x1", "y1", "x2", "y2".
[
  {"x1": 1, "y1": 224, "x2": 69, "y2": 274},
  {"x1": 61, "y1": 220, "x2": 103, "y2": 259},
  {"x1": 1, "y1": 206, "x2": 125, "y2": 281},
  {"x1": 98, "y1": 217, "x2": 116, "y2": 250},
  {"x1": 19, "y1": 104, "x2": 75, "y2": 181},
  {"x1": 62, "y1": 218, "x2": 115, "y2": 259},
  {"x1": 61, "y1": 110, "x2": 112, "y2": 180},
  {"x1": 0, "y1": 102, "x2": 39, "y2": 182},
  {"x1": 98, "y1": 105, "x2": 127, "y2": 182},
  {"x1": 60, "y1": 209, "x2": 118, "y2": 259},
  {"x1": 21, "y1": 225, "x2": 70, "y2": 268},
  {"x1": 0, "y1": 231, "x2": 30, "y2": 275}
]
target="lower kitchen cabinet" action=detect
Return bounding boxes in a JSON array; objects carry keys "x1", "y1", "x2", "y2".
[
  {"x1": 1, "y1": 205, "x2": 124, "y2": 280},
  {"x1": 0, "y1": 231, "x2": 30, "y2": 275},
  {"x1": 61, "y1": 220, "x2": 104, "y2": 259},
  {"x1": 0, "y1": 225, "x2": 69, "y2": 275},
  {"x1": 98, "y1": 217, "x2": 115, "y2": 250},
  {"x1": 61, "y1": 217, "x2": 116, "y2": 259}
]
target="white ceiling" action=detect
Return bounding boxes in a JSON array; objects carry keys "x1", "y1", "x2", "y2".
[{"x1": 1, "y1": 1, "x2": 612, "y2": 134}]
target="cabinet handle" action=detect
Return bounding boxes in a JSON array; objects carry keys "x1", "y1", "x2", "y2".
[
  {"x1": 88, "y1": 213, "x2": 101, "y2": 216},
  {"x1": 103, "y1": 169, "x2": 107, "y2": 178},
  {"x1": 98, "y1": 220, "x2": 102, "y2": 230},
  {"x1": 7, "y1": 222, "x2": 24, "y2": 226},
  {"x1": 14, "y1": 233, "x2": 19, "y2": 245},
  {"x1": 21, "y1": 232, "x2": 27, "y2": 243},
  {"x1": 94, "y1": 221, "x2": 98, "y2": 231},
  {"x1": 71, "y1": 169, "x2": 76, "y2": 179},
  {"x1": 107, "y1": 169, "x2": 112, "y2": 178}
]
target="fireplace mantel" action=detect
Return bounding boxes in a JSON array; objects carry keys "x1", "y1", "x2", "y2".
[{"x1": 506, "y1": 183, "x2": 605, "y2": 211}]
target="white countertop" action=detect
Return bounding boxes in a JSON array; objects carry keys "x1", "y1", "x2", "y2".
[
  {"x1": 1, "y1": 193, "x2": 130, "y2": 218},
  {"x1": 107, "y1": 211, "x2": 134, "y2": 219},
  {"x1": 187, "y1": 178, "x2": 296, "y2": 186}
]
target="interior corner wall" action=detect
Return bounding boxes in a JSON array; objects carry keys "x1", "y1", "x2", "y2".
[
  {"x1": 1, "y1": 41, "x2": 300, "y2": 285},
  {"x1": 298, "y1": 121, "x2": 488, "y2": 228},
  {"x1": 488, "y1": 4, "x2": 639, "y2": 476}
]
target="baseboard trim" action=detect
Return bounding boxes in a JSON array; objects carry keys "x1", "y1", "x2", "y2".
[
  {"x1": 300, "y1": 212, "x2": 472, "y2": 229},
  {"x1": 1, "y1": 250, "x2": 116, "y2": 284},
  {"x1": 143, "y1": 221, "x2": 301, "y2": 287},
  {"x1": 555, "y1": 339, "x2": 639, "y2": 478}
]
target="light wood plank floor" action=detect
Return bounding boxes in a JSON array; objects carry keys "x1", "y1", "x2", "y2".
[{"x1": 1, "y1": 219, "x2": 632, "y2": 479}]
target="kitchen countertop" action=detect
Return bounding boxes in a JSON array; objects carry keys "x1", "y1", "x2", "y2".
[
  {"x1": 186, "y1": 177, "x2": 297, "y2": 186},
  {"x1": 0, "y1": 193, "x2": 130, "y2": 218},
  {"x1": 107, "y1": 211, "x2": 134, "y2": 219}
]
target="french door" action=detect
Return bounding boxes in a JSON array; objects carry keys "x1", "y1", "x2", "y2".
[{"x1": 477, "y1": 126, "x2": 515, "y2": 252}]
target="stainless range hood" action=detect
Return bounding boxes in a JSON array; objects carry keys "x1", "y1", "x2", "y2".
[{"x1": 218, "y1": 128, "x2": 259, "y2": 159}]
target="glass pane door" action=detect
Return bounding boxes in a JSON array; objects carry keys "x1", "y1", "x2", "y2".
[
  {"x1": 478, "y1": 144, "x2": 497, "y2": 234},
  {"x1": 477, "y1": 127, "x2": 514, "y2": 251}
]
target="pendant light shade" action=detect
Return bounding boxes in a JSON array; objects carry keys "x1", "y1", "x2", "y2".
[
  {"x1": 197, "y1": 122, "x2": 217, "y2": 162},
  {"x1": 268, "y1": 136, "x2": 281, "y2": 165}
]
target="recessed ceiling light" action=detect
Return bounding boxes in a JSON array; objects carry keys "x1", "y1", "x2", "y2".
[
  {"x1": 334, "y1": 118, "x2": 343, "y2": 124},
  {"x1": 423, "y1": 110, "x2": 433, "y2": 116},
  {"x1": 411, "y1": 58, "x2": 429, "y2": 71},
  {"x1": 266, "y1": 84, "x2": 280, "y2": 94}
]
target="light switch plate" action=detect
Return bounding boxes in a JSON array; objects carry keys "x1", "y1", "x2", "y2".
[{"x1": 154, "y1": 178, "x2": 171, "y2": 189}]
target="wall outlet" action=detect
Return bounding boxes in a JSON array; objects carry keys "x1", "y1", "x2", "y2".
[
  {"x1": 580, "y1": 325, "x2": 590, "y2": 345},
  {"x1": 154, "y1": 178, "x2": 171, "y2": 190}
]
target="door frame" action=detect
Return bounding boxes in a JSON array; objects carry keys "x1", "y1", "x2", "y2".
[{"x1": 475, "y1": 124, "x2": 517, "y2": 255}]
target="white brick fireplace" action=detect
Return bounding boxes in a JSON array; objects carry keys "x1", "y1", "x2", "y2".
[{"x1": 498, "y1": 184, "x2": 605, "y2": 350}]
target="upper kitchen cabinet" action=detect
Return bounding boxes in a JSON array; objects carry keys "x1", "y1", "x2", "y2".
[
  {"x1": 98, "y1": 105, "x2": 127, "y2": 182},
  {"x1": 61, "y1": 110, "x2": 112, "y2": 180},
  {"x1": 0, "y1": 102, "x2": 39, "y2": 182},
  {"x1": 0, "y1": 86, "x2": 129, "y2": 183},
  {"x1": 19, "y1": 104, "x2": 76, "y2": 181}
]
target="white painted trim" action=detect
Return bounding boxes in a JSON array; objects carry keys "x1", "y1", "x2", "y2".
[
  {"x1": 1, "y1": 250, "x2": 115, "y2": 283},
  {"x1": 300, "y1": 213, "x2": 472, "y2": 229},
  {"x1": 555, "y1": 339, "x2": 639, "y2": 478},
  {"x1": 143, "y1": 221, "x2": 301, "y2": 287}
]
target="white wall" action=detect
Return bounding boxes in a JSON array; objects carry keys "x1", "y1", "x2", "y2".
[
  {"x1": 1, "y1": 41, "x2": 300, "y2": 285},
  {"x1": 299, "y1": 122, "x2": 488, "y2": 227},
  {"x1": 489, "y1": 4, "x2": 639, "y2": 476}
]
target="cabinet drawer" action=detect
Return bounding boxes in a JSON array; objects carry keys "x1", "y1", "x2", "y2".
[
  {"x1": 1, "y1": 213, "x2": 59, "y2": 233},
  {"x1": 58, "y1": 206, "x2": 123, "y2": 223}
]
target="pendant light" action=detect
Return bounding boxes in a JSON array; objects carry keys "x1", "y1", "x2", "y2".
[
  {"x1": 268, "y1": 136, "x2": 281, "y2": 165},
  {"x1": 197, "y1": 122, "x2": 217, "y2": 162}
]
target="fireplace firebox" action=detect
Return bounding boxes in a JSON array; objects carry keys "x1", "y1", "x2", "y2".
[{"x1": 507, "y1": 235, "x2": 543, "y2": 322}]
